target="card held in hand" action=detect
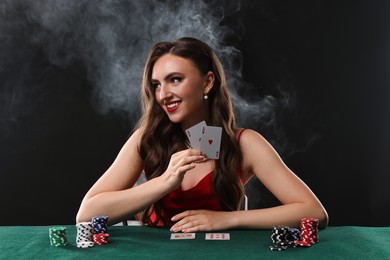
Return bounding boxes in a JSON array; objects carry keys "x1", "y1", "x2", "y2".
[
  {"x1": 185, "y1": 121, "x2": 207, "y2": 149},
  {"x1": 200, "y1": 126, "x2": 222, "y2": 159}
]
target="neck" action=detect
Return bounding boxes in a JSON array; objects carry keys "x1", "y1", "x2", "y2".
[{"x1": 181, "y1": 118, "x2": 210, "y2": 131}]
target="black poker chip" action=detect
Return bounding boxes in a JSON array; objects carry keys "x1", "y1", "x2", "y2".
[{"x1": 269, "y1": 245, "x2": 288, "y2": 251}]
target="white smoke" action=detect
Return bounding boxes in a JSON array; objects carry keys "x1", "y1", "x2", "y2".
[{"x1": 0, "y1": 0, "x2": 293, "y2": 151}]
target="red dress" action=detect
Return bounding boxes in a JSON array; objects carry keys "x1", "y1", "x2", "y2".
[{"x1": 147, "y1": 129, "x2": 246, "y2": 226}]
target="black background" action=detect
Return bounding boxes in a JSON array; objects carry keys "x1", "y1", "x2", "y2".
[{"x1": 1, "y1": 0, "x2": 389, "y2": 226}]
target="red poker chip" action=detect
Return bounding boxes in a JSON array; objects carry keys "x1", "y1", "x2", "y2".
[
  {"x1": 298, "y1": 218, "x2": 320, "y2": 245},
  {"x1": 302, "y1": 218, "x2": 319, "y2": 222},
  {"x1": 295, "y1": 240, "x2": 312, "y2": 247},
  {"x1": 93, "y1": 233, "x2": 110, "y2": 245}
]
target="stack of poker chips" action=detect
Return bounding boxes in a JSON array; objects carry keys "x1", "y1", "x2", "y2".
[
  {"x1": 269, "y1": 226, "x2": 301, "y2": 251},
  {"x1": 269, "y1": 218, "x2": 320, "y2": 251},
  {"x1": 294, "y1": 218, "x2": 319, "y2": 247},
  {"x1": 92, "y1": 215, "x2": 110, "y2": 245},
  {"x1": 49, "y1": 227, "x2": 68, "y2": 246},
  {"x1": 93, "y1": 233, "x2": 110, "y2": 245},
  {"x1": 76, "y1": 222, "x2": 95, "y2": 248}
]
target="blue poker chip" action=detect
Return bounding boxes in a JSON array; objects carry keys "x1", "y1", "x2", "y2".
[
  {"x1": 287, "y1": 227, "x2": 301, "y2": 241},
  {"x1": 92, "y1": 216, "x2": 109, "y2": 233}
]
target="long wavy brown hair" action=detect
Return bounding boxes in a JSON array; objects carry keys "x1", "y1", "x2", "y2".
[{"x1": 137, "y1": 37, "x2": 244, "y2": 225}]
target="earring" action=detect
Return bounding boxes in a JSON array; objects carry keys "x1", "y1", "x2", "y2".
[{"x1": 204, "y1": 94, "x2": 208, "y2": 100}]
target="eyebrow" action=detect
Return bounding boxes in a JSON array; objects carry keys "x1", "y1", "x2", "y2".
[{"x1": 151, "y1": 72, "x2": 183, "y2": 83}]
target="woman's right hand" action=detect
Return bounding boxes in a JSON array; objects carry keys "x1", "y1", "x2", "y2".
[{"x1": 162, "y1": 149, "x2": 205, "y2": 190}]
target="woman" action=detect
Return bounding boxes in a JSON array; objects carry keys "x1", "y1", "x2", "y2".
[{"x1": 76, "y1": 37, "x2": 328, "y2": 232}]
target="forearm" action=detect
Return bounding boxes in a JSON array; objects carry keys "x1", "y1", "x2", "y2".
[
  {"x1": 76, "y1": 176, "x2": 171, "y2": 225},
  {"x1": 228, "y1": 202, "x2": 328, "y2": 229}
]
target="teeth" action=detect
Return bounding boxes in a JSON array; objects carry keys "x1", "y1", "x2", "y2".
[{"x1": 167, "y1": 102, "x2": 180, "y2": 109}]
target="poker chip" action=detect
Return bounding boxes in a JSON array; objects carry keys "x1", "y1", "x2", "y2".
[
  {"x1": 270, "y1": 226, "x2": 289, "y2": 244},
  {"x1": 294, "y1": 240, "x2": 312, "y2": 247},
  {"x1": 294, "y1": 218, "x2": 319, "y2": 247},
  {"x1": 92, "y1": 216, "x2": 109, "y2": 234},
  {"x1": 287, "y1": 228, "x2": 301, "y2": 241},
  {"x1": 77, "y1": 241, "x2": 95, "y2": 248},
  {"x1": 93, "y1": 233, "x2": 110, "y2": 245},
  {"x1": 76, "y1": 222, "x2": 94, "y2": 248},
  {"x1": 269, "y1": 226, "x2": 299, "y2": 251},
  {"x1": 269, "y1": 245, "x2": 288, "y2": 251},
  {"x1": 49, "y1": 227, "x2": 68, "y2": 246}
]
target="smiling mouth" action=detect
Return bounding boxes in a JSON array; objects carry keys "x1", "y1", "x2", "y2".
[{"x1": 165, "y1": 101, "x2": 181, "y2": 112}]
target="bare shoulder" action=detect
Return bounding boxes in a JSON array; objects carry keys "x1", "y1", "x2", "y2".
[
  {"x1": 237, "y1": 128, "x2": 282, "y2": 174},
  {"x1": 123, "y1": 127, "x2": 144, "y2": 150},
  {"x1": 237, "y1": 128, "x2": 272, "y2": 149},
  {"x1": 129, "y1": 127, "x2": 144, "y2": 141}
]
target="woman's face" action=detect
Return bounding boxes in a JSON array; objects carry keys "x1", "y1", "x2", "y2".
[{"x1": 151, "y1": 54, "x2": 212, "y2": 129}]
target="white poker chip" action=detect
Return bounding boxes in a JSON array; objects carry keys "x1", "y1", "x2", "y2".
[{"x1": 76, "y1": 241, "x2": 94, "y2": 248}]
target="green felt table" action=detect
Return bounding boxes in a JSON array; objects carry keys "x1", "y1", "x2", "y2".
[{"x1": 0, "y1": 225, "x2": 389, "y2": 259}]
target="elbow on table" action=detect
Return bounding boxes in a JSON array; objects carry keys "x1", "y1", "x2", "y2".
[
  {"x1": 301, "y1": 201, "x2": 329, "y2": 228},
  {"x1": 75, "y1": 206, "x2": 90, "y2": 224},
  {"x1": 314, "y1": 205, "x2": 329, "y2": 229},
  {"x1": 75, "y1": 212, "x2": 83, "y2": 224}
]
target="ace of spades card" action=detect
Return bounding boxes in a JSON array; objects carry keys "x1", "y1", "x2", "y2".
[{"x1": 199, "y1": 126, "x2": 222, "y2": 159}]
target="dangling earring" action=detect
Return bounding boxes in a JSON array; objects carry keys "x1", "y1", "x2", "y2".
[{"x1": 204, "y1": 94, "x2": 208, "y2": 100}]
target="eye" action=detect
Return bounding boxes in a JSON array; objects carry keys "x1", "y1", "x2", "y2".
[
  {"x1": 170, "y1": 77, "x2": 182, "y2": 84},
  {"x1": 151, "y1": 82, "x2": 160, "y2": 89}
]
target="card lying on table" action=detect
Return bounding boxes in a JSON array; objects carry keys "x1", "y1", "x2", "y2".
[
  {"x1": 205, "y1": 233, "x2": 230, "y2": 240},
  {"x1": 170, "y1": 233, "x2": 196, "y2": 240}
]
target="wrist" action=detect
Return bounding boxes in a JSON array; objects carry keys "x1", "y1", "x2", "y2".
[
  {"x1": 225, "y1": 211, "x2": 240, "y2": 229},
  {"x1": 155, "y1": 175, "x2": 176, "y2": 194}
]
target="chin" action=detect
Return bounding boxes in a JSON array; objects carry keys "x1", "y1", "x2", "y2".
[{"x1": 166, "y1": 115, "x2": 183, "y2": 124}]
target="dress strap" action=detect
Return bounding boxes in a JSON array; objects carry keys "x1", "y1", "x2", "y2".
[
  {"x1": 236, "y1": 128, "x2": 247, "y2": 185},
  {"x1": 237, "y1": 128, "x2": 247, "y2": 143}
]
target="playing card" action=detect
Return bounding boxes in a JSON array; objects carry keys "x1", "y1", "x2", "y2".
[
  {"x1": 205, "y1": 233, "x2": 230, "y2": 240},
  {"x1": 185, "y1": 121, "x2": 207, "y2": 149},
  {"x1": 199, "y1": 126, "x2": 222, "y2": 159},
  {"x1": 170, "y1": 233, "x2": 196, "y2": 240}
]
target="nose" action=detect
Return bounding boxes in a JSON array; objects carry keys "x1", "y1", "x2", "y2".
[{"x1": 158, "y1": 83, "x2": 173, "y2": 101}]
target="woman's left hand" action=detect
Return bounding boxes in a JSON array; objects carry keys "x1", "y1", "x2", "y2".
[{"x1": 170, "y1": 210, "x2": 232, "y2": 233}]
